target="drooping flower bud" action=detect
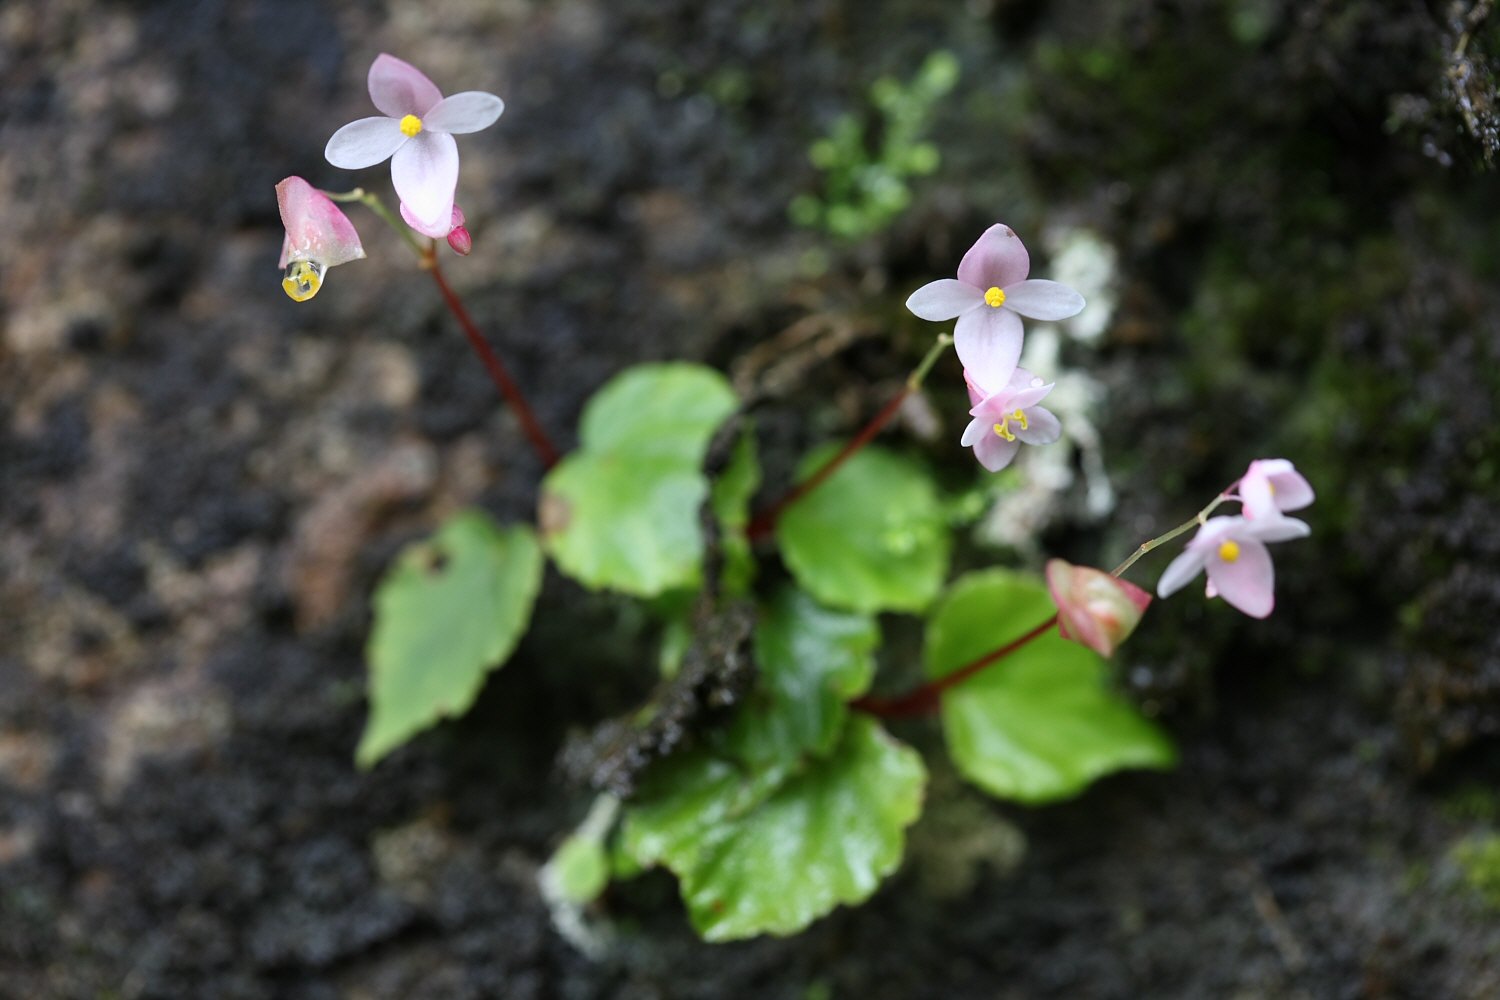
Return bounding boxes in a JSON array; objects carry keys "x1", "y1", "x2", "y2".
[
  {"x1": 1046, "y1": 559, "x2": 1151, "y2": 656},
  {"x1": 445, "y1": 205, "x2": 472, "y2": 255},
  {"x1": 276, "y1": 176, "x2": 365, "y2": 302}
]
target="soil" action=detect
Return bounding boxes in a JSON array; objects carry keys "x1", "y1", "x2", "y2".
[{"x1": 5, "y1": 1, "x2": 1500, "y2": 997}]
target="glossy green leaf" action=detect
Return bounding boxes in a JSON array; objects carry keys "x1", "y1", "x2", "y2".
[
  {"x1": 776, "y1": 444, "x2": 950, "y2": 614},
  {"x1": 359, "y1": 512, "x2": 543, "y2": 768},
  {"x1": 623, "y1": 715, "x2": 925, "y2": 941},
  {"x1": 927, "y1": 569, "x2": 1176, "y2": 804},
  {"x1": 710, "y1": 427, "x2": 761, "y2": 598},
  {"x1": 540, "y1": 364, "x2": 737, "y2": 596},
  {"x1": 725, "y1": 588, "x2": 879, "y2": 766}
]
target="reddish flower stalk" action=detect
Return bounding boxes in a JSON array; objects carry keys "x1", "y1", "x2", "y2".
[
  {"x1": 427, "y1": 257, "x2": 560, "y2": 469},
  {"x1": 746, "y1": 333, "x2": 951, "y2": 542},
  {"x1": 851, "y1": 614, "x2": 1059, "y2": 719}
]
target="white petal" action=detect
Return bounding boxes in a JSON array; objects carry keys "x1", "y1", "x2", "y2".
[
  {"x1": 1246, "y1": 516, "x2": 1311, "y2": 543},
  {"x1": 1157, "y1": 547, "x2": 1207, "y2": 598},
  {"x1": 1002, "y1": 279, "x2": 1085, "y2": 321},
  {"x1": 424, "y1": 91, "x2": 505, "y2": 134},
  {"x1": 957, "y1": 224, "x2": 1030, "y2": 290},
  {"x1": 1014, "y1": 405, "x2": 1061, "y2": 445},
  {"x1": 325, "y1": 117, "x2": 407, "y2": 169},
  {"x1": 973, "y1": 431, "x2": 1021, "y2": 472},
  {"x1": 391, "y1": 132, "x2": 459, "y2": 232},
  {"x1": 906, "y1": 279, "x2": 983, "y2": 321},
  {"x1": 960, "y1": 416, "x2": 987, "y2": 448},
  {"x1": 368, "y1": 53, "x2": 444, "y2": 117},
  {"x1": 954, "y1": 307, "x2": 1023, "y2": 390}
]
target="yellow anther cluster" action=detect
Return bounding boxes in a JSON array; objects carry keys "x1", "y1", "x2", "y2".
[
  {"x1": 991, "y1": 409, "x2": 1028, "y2": 442},
  {"x1": 984, "y1": 286, "x2": 1006, "y2": 308},
  {"x1": 282, "y1": 259, "x2": 324, "y2": 302},
  {"x1": 1217, "y1": 540, "x2": 1241, "y2": 563},
  {"x1": 399, "y1": 114, "x2": 423, "y2": 137}
]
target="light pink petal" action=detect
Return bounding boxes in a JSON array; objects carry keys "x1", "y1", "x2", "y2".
[
  {"x1": 325, "y1": 117, "x2": 407, "y2": 169},
  {"x1": 1001, "y1": 279, "x2": 1086, "y2": 321},
  {"x1": 972, "y1": 430, "x2": 1021, "y2": 473},
  {"x1": 960, "y1": 416, "x2": 987, "y2": 448},
  {"x1": 1157, "y1": 546, "x2": 1207, "y2": 598},
  {"x1": 1205, "y1": 538, "x2": 1275, "y2": 618},
  {"x1": 1014, "y1": 405, "x2": 1061, "y2": 445},
  {"x1": 906, "y1": 279, "x2": 984, "y2": 321},
  {"x1": 423, "y1": 91, "x2": 505, "y2": 134},
  {"x1": 954, "y1": 306, "x2": 1023, "y2": 390},
  {"x1": 368, "y1": 53, "x2": 444, "y2": 118},
  {"x1": 275, "y1": 176, "x2": 365, "y2": 268},
  {"x1": 956, "y1": 224, "x2": 1030, "y2": 290},
  {"x1": 1269, "y1": 471, "x2": 1315, "y2": 511},
  {"x1": 962, "y1": 369, "x2": 987, "y2": 407},
  {"x1": 1239, "y1": 466, "x2": 1278, "y2": 520},
  {"x1": 1246, "y1": 516, "x2": 1311, "y2": 544},
  {"x1": 1004, "y1": 381, "x2": 1053, "y2": 412},
  {"x1": 391, "y1": 131, "x2": 459, "y2": 234},
  {"x1": 399, "y1": 201, "x2": 461, "y2": 238}
]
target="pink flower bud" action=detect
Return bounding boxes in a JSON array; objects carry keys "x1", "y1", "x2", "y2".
[
  {"x1": 446, "y1": 224, "x2": 472, "y2": 256},
  {"x1": 1046, "y1": 559, "x2": 1151, "y2": 657},
  {"x1": 275, "y1": 176, "x2": 365, "y2": 302}
]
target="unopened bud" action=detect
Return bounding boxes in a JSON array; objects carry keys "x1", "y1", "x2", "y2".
[
  {"x1": 1046, "y1": 559, "x2": 1151, "y2": 657},
  {"x1": 447, "y1": 224, "x2": 472, "y2": 256}
]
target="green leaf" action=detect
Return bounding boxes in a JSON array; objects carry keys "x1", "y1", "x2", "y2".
[
  {"x1": 776, "y1": 444, "x2": 950, "y2": 614},
  {"x1": 623, "y1": 715, "x2": 925, "y2": 941},
  {"x1": 725, "y1": 588, "x2": 879, "y2": 766},
  {"x1": 927, "y1": 569, "x2": 1176, "y2": 804},
  {"x1": 545, "y1": 834, "x2": 611, "y2": 906},
  {"x1": 540, "y1": 364, "x2": 737, "y2": 597},
  {"x1": 711, "y1": 427, "x2": 761, "y2": 598},
  {"x1": 358, "y1": 512, "x2": 543, "y2": 768}
]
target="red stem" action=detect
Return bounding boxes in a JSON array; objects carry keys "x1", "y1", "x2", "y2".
[
  {"x1": 428, "y1": 260, "x2": 560, "y2": 470},
  {"x1": 746, "y1": 388, "x2": 910, "y2": 541},
  {"x1": 851, "y1": 614, "x2": 1060, "y2": 719}
]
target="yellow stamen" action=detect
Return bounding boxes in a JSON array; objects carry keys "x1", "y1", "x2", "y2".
[
  {"x1": 1217, "y1": 540, "x2": 1240, "y2": 563},
  {"x1": 1013, "y1": 408, "x2": 1028, "y2": 430},
  {"x1": 399, "y1": 114, "x2": 423, "y2": 137},
  {"x1": 984, "y1": 286, "x2": 1006, "y2": 308},
  {"x1": 993, "y1": 419, "x2": 1016, "y2": 442},
  {"x1": 281, "y1": 259, "x2": 324, "y2": 302}
]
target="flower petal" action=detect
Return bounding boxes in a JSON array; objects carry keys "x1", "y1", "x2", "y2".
[
  {"x1": 424, "y1": 91, "x2": 505, "y2": 134},
  {"x1": 960, "y1": 416, "x2": 987, "y2": 448},
  {"x1": 962, "y1": 369, "x2": 987, "y2": 407},
  {"x1": 956, "y1": 224, "x2": 1030, "y2": 290},
  {"x1": 399, "y1": 201, "x2": 461, "y2": 238},
  {"x1": 1246, "y1": 516, "x2": 1311, "y2": 544},
  {"x1": 954, "y1": 306, "x2": 1023, "y2": 390},
  {"x1": 391, "y1": 131, "x2": 459, "y2": 233},
  {"x1": 325, "y1": 116, "x2": 408, "y2": 169},
  {"x1": 906, "y1": 279, "x2": 983, "y2": 321},
  {"x1": 368, "y1": 53, "x2": 443, "y2": 118},
  {"x1": 1014, "y1": 405, "x2": 1061, "y2": 445},
  {"x1": 1157, "y1": 547, "x2": 1207, "y2": 598},
  {"x1": 972, "y1": 429, "x2": 1021, "y2": 472},
  {"x1": 1205, "y1": 538, "x2": 1275, "y2": 618},
  {"x1": 1002, "y1": 279, "x2": 1086, "y2": 320},
  {"x1": 276, "y1": 176, "x2": 365, "y2": 268}
]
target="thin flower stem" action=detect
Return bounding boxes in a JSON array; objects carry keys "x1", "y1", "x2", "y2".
[
  {"x1": 1108, "y1": 492, "x2": 1232, "y2": 579},
  {"x1": 325, "y1": 188, "x2": 426, "y2": 258},
  {"x1": 746, "y1": 333, "x2": 952, "y2": 541},
  {"x1": 428, "y1": 257, "x2": 561, "y2": 469}
]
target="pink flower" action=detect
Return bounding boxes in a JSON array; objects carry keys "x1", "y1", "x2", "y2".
[
  {"x1": 324, "y1": 54, "x2": 504, "y2": 238},
  {"x1": 275, "y1": 176, "x2": 365, "y2": 301},
  {"x1": 1238, "y1": 458, "x2": 1315, "y2": 521},
  {"x1": 906, "y1": 224, "x2": 1085, "y2": 388},
  {"x1": 959, "y1": 365, "x2": 1062, "y2": 472},
  {"x1": 1046, "y1": 559, "x2": 1152, "y2": 657},
  {"x1": 1156, "y1": 515, "x2": 1310, "y2": 619}
]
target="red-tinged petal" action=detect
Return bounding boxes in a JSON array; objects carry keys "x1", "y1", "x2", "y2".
[
  {"x1": 1002, "y1": 279, "x2": 1085, "y2": 320},
  {"x1": 972, "y1": 430, "x2": 1021, "y2": 472},
  {"x1": 424, "y1": 91, "x2": 505, "y2": 134},
  {"x1": 325, "y1": 116, "x2": 407, "y2": 169},
  {"x1": 391, "y1": 132, "x2": 459, "y2": 235},
  {"x1": 962, "y1": 369, "x2": 987, "y2": 407},
  {"x1": 275, "y1": 176, "x2": 365, "y2": 268},
  {"x1": 399, "y1": 200, "x2": 456, "y2": 238},
  {"x1": 954, "y1": 306, "x2": 1023, "y2": 390},
  {"x1": 1047, "y1": 559, "x2": 1151, "y2": 656},
  {"x1": 1205, "y1": 538, "x2": 1275, "y2": 618},
  {"x1": 956, "y1": 223, "x2": 1030, "y2": 290},
  {"x1": 906, "y1": 279, "x2": 983, "y2": 321},
  {"x1": 368, "y1": 53, "x2": 443, "y2": 117}
]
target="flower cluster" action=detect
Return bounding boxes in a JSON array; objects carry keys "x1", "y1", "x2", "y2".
[
  {"x1": 906, "y1": 224, "x2": 1084, "y2": 472},
  {"x1": 274, "y1": 54, "x2": 502, "y2": 300},
  {"x1": 1156, "y1": 459, "x2": 1315, "y2": 618}
]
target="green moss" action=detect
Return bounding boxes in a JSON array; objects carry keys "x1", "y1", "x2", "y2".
[{"x1": 1451, "y1": 833, "x2": 1500, "y2": 908}]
